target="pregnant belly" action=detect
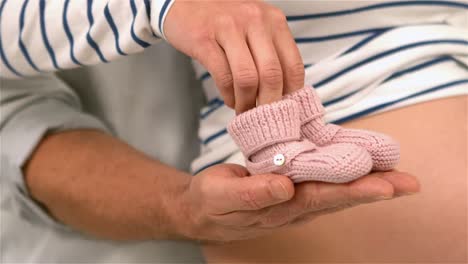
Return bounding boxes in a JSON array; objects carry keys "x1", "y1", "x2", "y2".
[{"x1": 202, "y1": 95, "x2": 468, "y2": 263}]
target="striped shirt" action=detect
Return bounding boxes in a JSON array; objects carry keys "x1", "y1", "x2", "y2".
[
  {"x1": 0, "y1": 0, "x2": 174, "y2": 77},
  {"x1": 190, "y1": 1, "x2": 468, "y2": 173},
  {"x1": 0, "y1": 0, "x2": 467, "y2": 174}
]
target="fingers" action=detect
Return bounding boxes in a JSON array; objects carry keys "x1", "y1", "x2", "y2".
[
  {"x1": 196, "y1": 164, "x2": 420, "y2": 238},
  {"x1": 288, "y1": 205, "x2": 349, "y2": 227},
  {"x1": 217, "y1": 173, "x2": 294, "y2": 214},
  {"x1": 190, "y1": 164, "x2": 293, "y2": 241},
  {"x1": 247, "y1": 22, "x2": 283, "y2": 105},
  {"x1": 193, "y1": 41, "x2": 235, "y2": 108},
  {"x1": 216, "y1": 174, "x2": 395, "y2": 229},
  {"x1": 198, "y1": 5, "x2": 302, "y2": 113},
  {"x1": 287, "y1": 172, "x2": 420, "y2": 227},
  {"x1": 373, "y1": 170, "x2": 421, "y2": 195},
  {"x1": 291, "y1": 175, "x2": 396, "y2": 213},
  {"x1": 271, "y1": 7, "x2": 304, "y2": 94},
  {"x1": 216, "y1": 17, "x2": 259, "y2": 114}
]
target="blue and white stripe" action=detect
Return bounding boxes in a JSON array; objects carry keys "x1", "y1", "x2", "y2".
[
  {"x1": 190, "y1": 0, "x2": 468, "y2": 173},
  {"x1": 0, "y1": 0, "x2": 466, "y2": 174},
  {"x1": 63, "y1": 0, "x2": 83, "y2": 66},
  {"x1": 0, "y1": 0, "x2": 175, "y2": 78},
  {"x1": 18, "y1": 0, "x2": 40, "y2": 73}
]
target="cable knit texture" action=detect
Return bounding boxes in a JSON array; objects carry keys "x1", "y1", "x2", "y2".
[
  {"x1": 285, "y1": 86, "x2": 400, "y2": 171},
  {"x1": 227, "y1": 99, "x2": 373, "y2": 183}
]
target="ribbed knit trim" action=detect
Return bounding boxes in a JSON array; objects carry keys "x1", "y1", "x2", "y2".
[
  {"x1": 284, "y1": 86, "x2": 325, "y2": 124},
  {"x1": 227, "y1": 99, "x2": 301, "y2": 157}
]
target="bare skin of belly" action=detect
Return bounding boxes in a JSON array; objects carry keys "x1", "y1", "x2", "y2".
[{"x1": 202, "y1": 95, "x2": 468, "y2": 263}]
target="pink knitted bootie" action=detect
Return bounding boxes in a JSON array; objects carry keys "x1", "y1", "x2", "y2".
[
  {"x1": 227, "y1": 99, "x2": 373, "y2": 183},
  {"x1": 285, "y1": 86, "x2": 400, "y2": 171}
]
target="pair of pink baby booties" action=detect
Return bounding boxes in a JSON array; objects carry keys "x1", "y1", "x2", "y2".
[{"x1": 227, "y1": 86, "x2": 400, "y2": 183}]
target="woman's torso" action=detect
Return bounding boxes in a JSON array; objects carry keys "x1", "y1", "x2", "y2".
[{"x1": 190, "y1": 0, "x2": 468, "y2": 173}]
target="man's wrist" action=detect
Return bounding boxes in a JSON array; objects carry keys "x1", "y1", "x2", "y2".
[{"x1": 146, "y1": 167, "x2": 196, "y2": 240}]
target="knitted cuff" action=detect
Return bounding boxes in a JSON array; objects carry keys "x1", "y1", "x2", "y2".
[
  {"x1": 284, "y1": 86, "x2": 325, "y2": 124},
  {"x1": 227, "y1": 99, "x2": 301, "y2": 157}
]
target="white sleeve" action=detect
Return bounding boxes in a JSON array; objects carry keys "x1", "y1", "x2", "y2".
[
  {"x1": 0, "y1": 74, "x2": 111, "y2": 227},
  {"x1": 0, "y1": 0, "x2": 175, "y2": 79}
]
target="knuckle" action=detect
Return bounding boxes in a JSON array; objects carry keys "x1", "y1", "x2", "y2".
[
  {"x1": 269, "y1": 6, "x2": 287, "y2": 23},
  {"x1": 304, "y1": 196, "x2": 323, "y2": 211},
  {"x1": 191, "y1": 38, "x2": 215, "y2": 60},
  {"x1": 265, "y1": 181, "x2": 278, "y2": 201},
  {"x1": 258, "y1": 208, "x2": 279, "y2": 227},
  {"x1": 234, "y1": 68, "x2": 259, "y2": 91},
  {"x1": 260, "y1": 215, "x2": 279, "y2": 227},
  {"x1": 260, "y1": 215, "x2": 289, "y2": 228},
  {"x1": 216, "y1": 71, "x2": 234, "y2": 91},
  {"x1": 301, "y1": 184, "x2": 324, "y2": 210},
  {"x1": 285, "y1": 62, "x2": 305, "y2": 85},
  {"x1": 260, "y1": 65, "x2": 283, "y2": 86},
  {"x1": 237, "y1": 215, "x2": 260, "y2": 228},
  {"x1": 193, "y1": 30, "x2": 212, "y2": 44},
  {"x1": 238, "y1": 189, "x2": 262, "y2": 210},
  {"x1": 216, "y1": 14, "x2": 237, "y2": 30},
  {"x1": 241, "y1": 2, "x2": 264, "y2": 20},
  {"x1": 259, "y1": 206, "x2": 291, "y2": 228}
]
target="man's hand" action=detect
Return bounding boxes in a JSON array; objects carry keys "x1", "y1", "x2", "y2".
[
  {"x1": 25, "y1": 130, "x2": 419, "y2": 242},
  {"x1": 176, "y1": 164, "x2": 420, "y2": 242},
  {"x1": 164, "y1": 0, "x2": 304, "y2": 113}
]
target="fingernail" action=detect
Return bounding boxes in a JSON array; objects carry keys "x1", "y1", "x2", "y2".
[{"x1": 270, "y1": 180, "x2": 289, "y2": 200}]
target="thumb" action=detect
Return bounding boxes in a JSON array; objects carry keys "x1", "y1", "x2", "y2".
[{"x1": 221, "y1": 172, "x2": 295, "y2": 212}]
